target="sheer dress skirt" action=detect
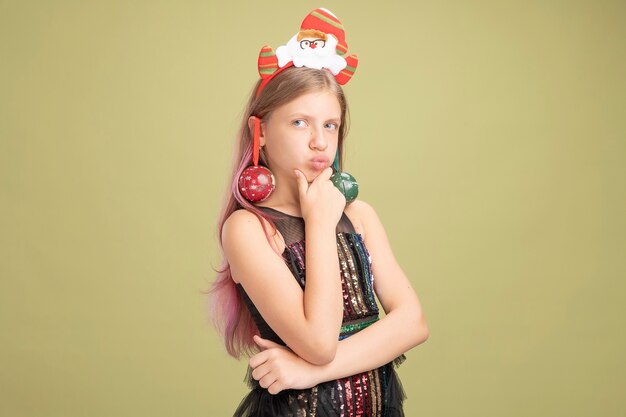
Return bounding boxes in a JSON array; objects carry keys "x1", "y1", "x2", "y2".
[{"x1": 233, "y1": 355, "x2": 406, "y2": 417}]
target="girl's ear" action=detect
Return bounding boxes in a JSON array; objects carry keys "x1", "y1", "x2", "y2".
[{"x1": 248, "y1": 116, "x2": 266, "y2": 146}]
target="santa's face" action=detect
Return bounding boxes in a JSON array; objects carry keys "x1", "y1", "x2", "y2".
[
  {"x1": 275, "y1": 30, "x2": 346, "y2": 74},
  {"x1": 260, "y1": 90, "x2": 341, "y2": 184},
  {"x1": 299, "y1": 38, "x2": 326, "y2": 50},
  {"x1": 288, "y1": 33, "x2": 337, "y2": 58}
]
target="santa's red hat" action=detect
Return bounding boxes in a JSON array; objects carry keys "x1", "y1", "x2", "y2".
[{"x1": 300, "y1": 8, "x2": 348, "y2": 56}]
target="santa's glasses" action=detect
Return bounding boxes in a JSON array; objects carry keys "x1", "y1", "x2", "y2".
[{"x1": 300, "y1": 39, "x2": 326, "y2": 49}]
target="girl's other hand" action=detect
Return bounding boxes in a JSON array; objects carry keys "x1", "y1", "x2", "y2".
[
  {"x1": 249, "y1": 335, "x2": 319, "y2": 395},
  {"x1": 294, "y1": 167, "x2": 346, "y2": 228}
]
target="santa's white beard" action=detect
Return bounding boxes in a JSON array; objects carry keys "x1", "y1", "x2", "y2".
[{"x1": 276, "y1": 35, "x2": 347, "y2": 76}]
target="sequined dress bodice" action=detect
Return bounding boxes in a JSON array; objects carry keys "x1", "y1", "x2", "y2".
[{"x1": 233, "y1": 207, "x2": 406, "y2": 417}]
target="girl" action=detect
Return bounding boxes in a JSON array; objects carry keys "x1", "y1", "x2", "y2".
[{"x1": 209, "y1": 8, "x2": 428, "y2": 417}]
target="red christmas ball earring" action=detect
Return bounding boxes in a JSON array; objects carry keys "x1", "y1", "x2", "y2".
[{"x1": 238, "y1": 116, "x2": 276, "y2": 203}]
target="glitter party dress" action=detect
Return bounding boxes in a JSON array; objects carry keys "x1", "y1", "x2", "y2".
[{"x1": 233, "y1": 206, "x2": 406, "y2": 417}]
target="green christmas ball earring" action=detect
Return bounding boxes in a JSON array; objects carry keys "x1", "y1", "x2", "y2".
[{"x1": 330, "y1": 149, "x2": 359, "y2": 203}]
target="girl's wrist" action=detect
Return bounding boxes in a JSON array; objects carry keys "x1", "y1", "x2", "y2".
[
  {"x1": 308, "y1": 360, "x2": 332, "y2": 386},
  {"x1": 305, "y1": 221, "x2": 337, "y2": 237}
]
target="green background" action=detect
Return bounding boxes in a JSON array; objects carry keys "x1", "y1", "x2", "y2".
[{"x1": 1, "y1": 1, "x2": 624, "y2": 416}]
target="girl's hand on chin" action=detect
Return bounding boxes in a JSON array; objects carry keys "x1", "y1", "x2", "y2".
[{"x1": 294, "y1": 167, "x2": 346, "y2": 228}]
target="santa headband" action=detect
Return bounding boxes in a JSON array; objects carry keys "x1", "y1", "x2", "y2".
[{"x1": 250, "y1": 8, "x2": 359, "y2": 166}]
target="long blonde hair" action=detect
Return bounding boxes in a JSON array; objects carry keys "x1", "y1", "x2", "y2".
[{"x1": 207, "y1": 67, "x2": 350, "y2": 358}]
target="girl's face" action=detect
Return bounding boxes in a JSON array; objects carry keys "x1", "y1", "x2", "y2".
[{"x1": 260, "y1": 90, "x2": 341, "y2": 183}]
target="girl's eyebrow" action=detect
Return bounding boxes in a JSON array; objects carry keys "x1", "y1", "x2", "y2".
[
  {"x1": 286, "y1": 113, "x2": 341, "y2": 121},
  {"x1": 286, "y1": 112, "x2": 313, "y2": 118}
]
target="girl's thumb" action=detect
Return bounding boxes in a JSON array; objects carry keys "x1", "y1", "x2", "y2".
[
  {"x1": 253, "y1": 335, "x2": 282, "y2": 350},
  {"x1": 253, "y1": 335, "x2": 269, "y2": 350}
]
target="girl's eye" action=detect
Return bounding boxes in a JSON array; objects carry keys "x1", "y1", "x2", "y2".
[
  {"x1": 325, "y1": 122, "x2": 338, "y2": 130},
  {"x1": 292, "y1": 120, "x2": 306, "y2": 127}
]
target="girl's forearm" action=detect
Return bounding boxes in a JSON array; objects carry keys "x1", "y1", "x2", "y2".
[
  {"x1": 312, "y1": 305, "x2": 428, "y2": 383},
  {"x1": 302, "y1": 222, "x2": 344, "y2": 362}
]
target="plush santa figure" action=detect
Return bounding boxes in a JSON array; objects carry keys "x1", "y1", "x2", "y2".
[
  {"x1": 257, "y1": 7, "x2": 358, "y2": 85},
  {"x1": 276, "y1": 27, "x2": 347, "y2": 75}
]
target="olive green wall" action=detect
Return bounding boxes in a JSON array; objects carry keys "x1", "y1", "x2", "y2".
[{"x1": 1, "y1": 1, "x2": 624, "y2": 416}]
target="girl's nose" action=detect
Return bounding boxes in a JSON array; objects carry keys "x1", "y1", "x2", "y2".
[{"x1": 309, "y1": 126, "x2": 328, "y2": 150}]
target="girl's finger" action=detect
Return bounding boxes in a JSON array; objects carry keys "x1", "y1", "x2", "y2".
[
  {"x1": 311, "y1": 166, "x2": 333, "y2": 185},
  {"x1": 258, "y1": 371, "x2": 278, "y2": 390},
  {"x1": 268, "y1": 380, "x2": 284, "y2": 395},
  {"x1": 251, "y1": 362, "x2": 271, "y2": 381},
  {"x1": 294, "y1": 169, "x2": 308, "y2": 199},
  {"x1": 248, "y1": 350, "x2": 268, "y2": 369}
]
